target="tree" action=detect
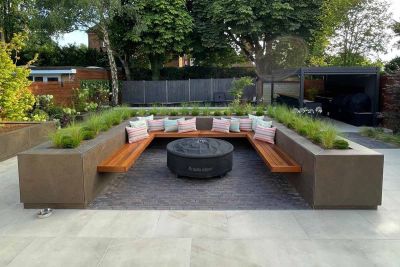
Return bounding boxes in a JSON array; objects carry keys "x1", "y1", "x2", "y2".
[
  {"x1": 308, "y1": 0, "x2": 360, "y2": 65},
  {"x1": 132, "y1": 0, "x2": 193, "y2": 80},
  {"x1": 385, "y1": 57, "x2": 400, "y2": 73},
  {"x1": 191, "y1": 0, "x2": 324, "y2": 78},
  {"x1": 327, "y1": 0, "x2": 392, "y2": 66},
  {"x1": 393, "y1": 21, "x2": 400, "y2": 48},
  {"x1": 0, "y1": 0, "x2": 35, "y2": 42},
  {"x1": 0, "y1": 33, "x2": 35, "y2": 121}
]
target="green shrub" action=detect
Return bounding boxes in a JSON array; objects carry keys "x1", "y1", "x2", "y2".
[
  {"x1": 80, "y1": 126, "x2": 96, "y2": 140},
  {"x1": 213, "y1": 110, "x2": 222, "y2": 116},
  {"x1": 51, "y1": 126, "x2": 83, "y2": 148},
  {"x1": 202, "y1": 106, "x2": 211, "y2": 116},
  {"x1": 319, "y1": 126, "x2": 337, "y2": 149},
  {"x1": 149, "y1": 105, "x2": 159, "y2": 116},
  {"x1": 169, "y1": 109, "x2": 178, "y2": 116},
  {"x1": 85, "y1": 114, "x2": 106, "y2": 133},
  {"x1": 235, "y1": 109, "x2": 244, "y2": 116},
  {"x1": 191, "y1": 105, "x2": 200, "y2": 116},
  {"x1": 223, "y1": 109, "x2": 232, "y2": 116},
  {"x1": 31, "y1": 109, "x2": 49, "y2": 122},
  {"x1": 137, "y1": 109, "x2": 147, "y2": 116},
  {"x1": 0, "y1": 33, "x2": 35, "y2": 121},
  {"x1": 333, "y1": 139, "x2": 350, "y2": 149}
]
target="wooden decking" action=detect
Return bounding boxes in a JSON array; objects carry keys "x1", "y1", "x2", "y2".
[{"x1": 97, "y1": 130, "x2": 301, "y2": 173}]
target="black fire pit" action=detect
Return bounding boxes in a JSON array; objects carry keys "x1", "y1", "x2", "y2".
[{"x1": 167, "y1": 138, "x2": 233, "y2": 178}]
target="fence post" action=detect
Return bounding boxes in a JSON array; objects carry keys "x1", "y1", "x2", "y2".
[
  {"x1": 165, "y1": 80, "x2": 168, "y2": 104},
  {"x1": 188, "y1": 78, "x2": 191, "y2": 102},
  {"x1": 143, "y1": 80, "x2": 146, "y2": 104},
  {"x1": 210, "y1": 78, "x2": 214, "y2": 101}
]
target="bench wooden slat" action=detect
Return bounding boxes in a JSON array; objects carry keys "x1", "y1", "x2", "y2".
[
  {"x1": 246, "y1": 133, "x2": 301, "y2": 173},
  {"x1": 98, "y1": 130, "x2": 301, "y2": 173}
]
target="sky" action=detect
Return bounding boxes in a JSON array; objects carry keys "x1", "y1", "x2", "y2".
[{"x1": 56, "y1": 0, "x2": 400, "y2": 62}]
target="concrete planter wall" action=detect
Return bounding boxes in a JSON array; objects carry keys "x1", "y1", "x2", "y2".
[
  {"x1": 18, "y1": 117, "x2": 384, "y2": 209},
  {"x1": 18, "y1": 120, "x2": 129, "y2": 209},
  {"x1": 0, "y1": 122, "x2": 56, "y2": 161},
  {"x1": 274, "y1": 121, "x2": 384, "y2": 209}
]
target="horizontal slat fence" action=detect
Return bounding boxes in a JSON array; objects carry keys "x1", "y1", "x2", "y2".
[{"x1": 122, "y1": 78, "x2": 256, "y2": 105}]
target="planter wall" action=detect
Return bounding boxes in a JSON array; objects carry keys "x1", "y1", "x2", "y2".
[
  {"x1": 18, "y1": 120, "x2": 129, "y2": 209},
  {"x1": 274, "y1": 121, "x2": 384, "y2": 209},
  {"x1": 18, "y1": 117, "x2": 384, "y2": 209},
  {"x1": 0, "y1": 122, "x2": 56, "y2": 161}
]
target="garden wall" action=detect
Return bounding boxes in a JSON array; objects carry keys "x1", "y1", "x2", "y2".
[
  {"x1": 0, "y1": 122, "x2": 56, "y2": 161},
  {"x1": 29, "y1": 81, "x2": 79, "y2": 106}
]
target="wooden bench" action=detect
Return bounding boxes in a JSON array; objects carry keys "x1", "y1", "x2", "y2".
[{"x1": 97, "y1": 130, "x2": 301, "y2": 173}]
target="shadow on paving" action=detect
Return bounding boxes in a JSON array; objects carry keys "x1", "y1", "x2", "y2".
[{"x1": 89, "y1": 139, "x2": 310, "y2": 210}]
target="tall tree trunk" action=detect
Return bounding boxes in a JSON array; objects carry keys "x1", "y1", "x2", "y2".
[
  {"x1": 101, "y1": 25, "x2": 119, "y2": 106},
  {"x1": 118, "y1": 54, "x2": 132, "y2": 80},
  {"x1": 149, "y1": 54, "x2": 162, "y2": 81}
]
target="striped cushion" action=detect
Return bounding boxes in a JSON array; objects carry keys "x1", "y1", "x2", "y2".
[
  {"x1": 257, "y1": 120, "x2": 272, "y2": 128},
  {"x1": 178, "y1": 118, "x2": 197, "y2": 133},
  {"x1": 222, "y1": 117, "x2": 240, "y2": 132},
  {"x1": 126, "y1": 126, "x2": 149, "y2": 143},
  {"x1": 129, "y1": 120, "x2": 147, "y2": 129},
  {"x1": 249, "y1": 114, "x2": 265, "y2": 131},
  {"x1": 239, "y1": 118, "x2": 253, "y2": 131},
  {"x1": 147, "y1": 118, "x2": 165, "y2": 132},
  {"x1": 211, "y1": 118, "x2": 230, "y2": 133},
  {"x1": 164, "y1": 118, "x2": 185, "y2": 132},
  {"x1": 254, "y1": 125, "x2": 277, "y2": 144}
]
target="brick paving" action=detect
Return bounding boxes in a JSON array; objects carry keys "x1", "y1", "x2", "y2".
[{"x1": 89, "y1": 139, "x2": 310, "y2": 210}]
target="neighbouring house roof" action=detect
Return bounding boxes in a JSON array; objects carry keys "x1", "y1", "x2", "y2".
[{"x1": 29, "y1": 66, "x2": 105, "y2": 75}]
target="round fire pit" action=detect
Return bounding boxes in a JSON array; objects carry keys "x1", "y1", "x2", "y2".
[{"x1": 167, "y1": 138, "x2": 233, "y2": 178}]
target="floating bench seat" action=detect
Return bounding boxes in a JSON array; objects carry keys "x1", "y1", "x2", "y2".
[{"x1": 97, "y1": 130, "x2": 301, "y2": 173}]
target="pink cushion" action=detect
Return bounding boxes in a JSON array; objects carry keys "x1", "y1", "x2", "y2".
[
  {"x1": 126, "y1": 126, "x2": 149, "y2": 143},
  {"x1": 254, "y1": 125, "x2": 277, "y2": 144},
  {"x1": 239, "y1": 118, "x2": 253, "y2": 131},
  {"x1": 178, "y1": 118, "x2": 197, "y2": 133},
  {"x1": 147, "y1": 119, "x2": 165, "y2": 132},
  {"x1": 211, "y1": 118, "x2": 230, "y2": 133}
]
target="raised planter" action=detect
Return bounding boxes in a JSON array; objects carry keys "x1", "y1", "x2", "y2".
[
  {"x1": 0, "y1": 122, "x2": 56, "y2": 161},
  {"x1": 273, "y1": 120, "x2": 384, "y2": 209},
  {"x1": 18, "y1": 120, "x2": 129, "y2": 209},
  {"x1": 17, "y1": 116, "x2": 384, "y2": 209}
]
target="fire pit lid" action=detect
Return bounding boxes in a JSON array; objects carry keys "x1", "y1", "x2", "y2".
[{"x1": 166, "y1": 138, "x2": 233, "y2": 159}]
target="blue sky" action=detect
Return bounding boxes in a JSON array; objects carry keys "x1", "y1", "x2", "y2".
[{"x1": 56, "y1": 0, "x2": 400, "y2": 62}]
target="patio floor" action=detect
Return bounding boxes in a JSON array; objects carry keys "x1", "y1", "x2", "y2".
[
  {"x1": 0, "y1": 145, "x2": 400, "y2": 266},
  {"x1": 90, "y1": 139, "x2": 309, "y2": 210}
]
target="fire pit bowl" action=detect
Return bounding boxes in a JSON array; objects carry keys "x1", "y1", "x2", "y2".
[{"x1": 167, "y1": 138, "x2": 233, "y2": 178}]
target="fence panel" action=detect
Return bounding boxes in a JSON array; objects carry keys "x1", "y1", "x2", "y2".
[
  {"x1": 212, "y1": 78, "x2": 234, "y2": 101},
  {"x1": 144, "y1": 81, "x2": 167, "y2": 103},
  {"x1": 167, "y1": 80, "x2": 189, "y2": 103},
  {"x1": 189, "y1": 79, "x2": 212, "y2": 102},
  {"x1": 122, "y1": 81, "x2": 145, "y2": 104}
]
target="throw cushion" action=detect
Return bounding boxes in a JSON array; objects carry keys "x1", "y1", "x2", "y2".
[
  {"x1": 249, "y1": 114, "x2": 265, "y2": 131},
  {"x1": 129, "y1": 120, "x2": 148, "y2": 129},
  {"x1": 147, "y1": 118, "x2": 165, "y2": 132},
  {"x1": 211, "y1": 118, "x2": 230, "y2": 133},
  {"x1": 256, "y1": 120, "x2": 273, "y2": 128},
  {"x1": 126, "y1": 126, "x2": 149, "y2": 143},
  {"x1": 254, "y1": 125, "x2": 277, "y2": 144},
  {"x1": 222, "y1": 117, "x2": 240, "y2": 132},
  {"x1": 137, "y1": 115, "x2": 154, "y2": 121},
  {"x1": 178, "y1": 118, "x2": 197, "y2": 133},
  {"x1": 164, "y1": 118, "x2": 185, "y2": 132},
  {"x1": 239, "y1": 118, "x2": 253, "y2": 131}
]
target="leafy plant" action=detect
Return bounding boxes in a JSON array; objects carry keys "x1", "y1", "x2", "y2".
[
  {"x1": 0, "y1": 32, "x2": 35, "y2": 121},
  {"x1": 213, "y1": 110, "x2": 222, "y2": 116},
  {"x1": 51, "y1": 125, "x2": 83, "y2": 148},
  {"x1": 169, "y1": 109, "x2": 178, "y2": 116},
  {"x1": 191, "y1": 105, "x2": 200, "y2": 116},
  {"x1": 333, "y1": 139, "x2": 350, "y2": 149},
  {"x1": 230, "y1": 77, "x2": 253, "y2": 101},
  {"x1": 180, "y1": 103, "x2": 190, "y2": 115}
]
